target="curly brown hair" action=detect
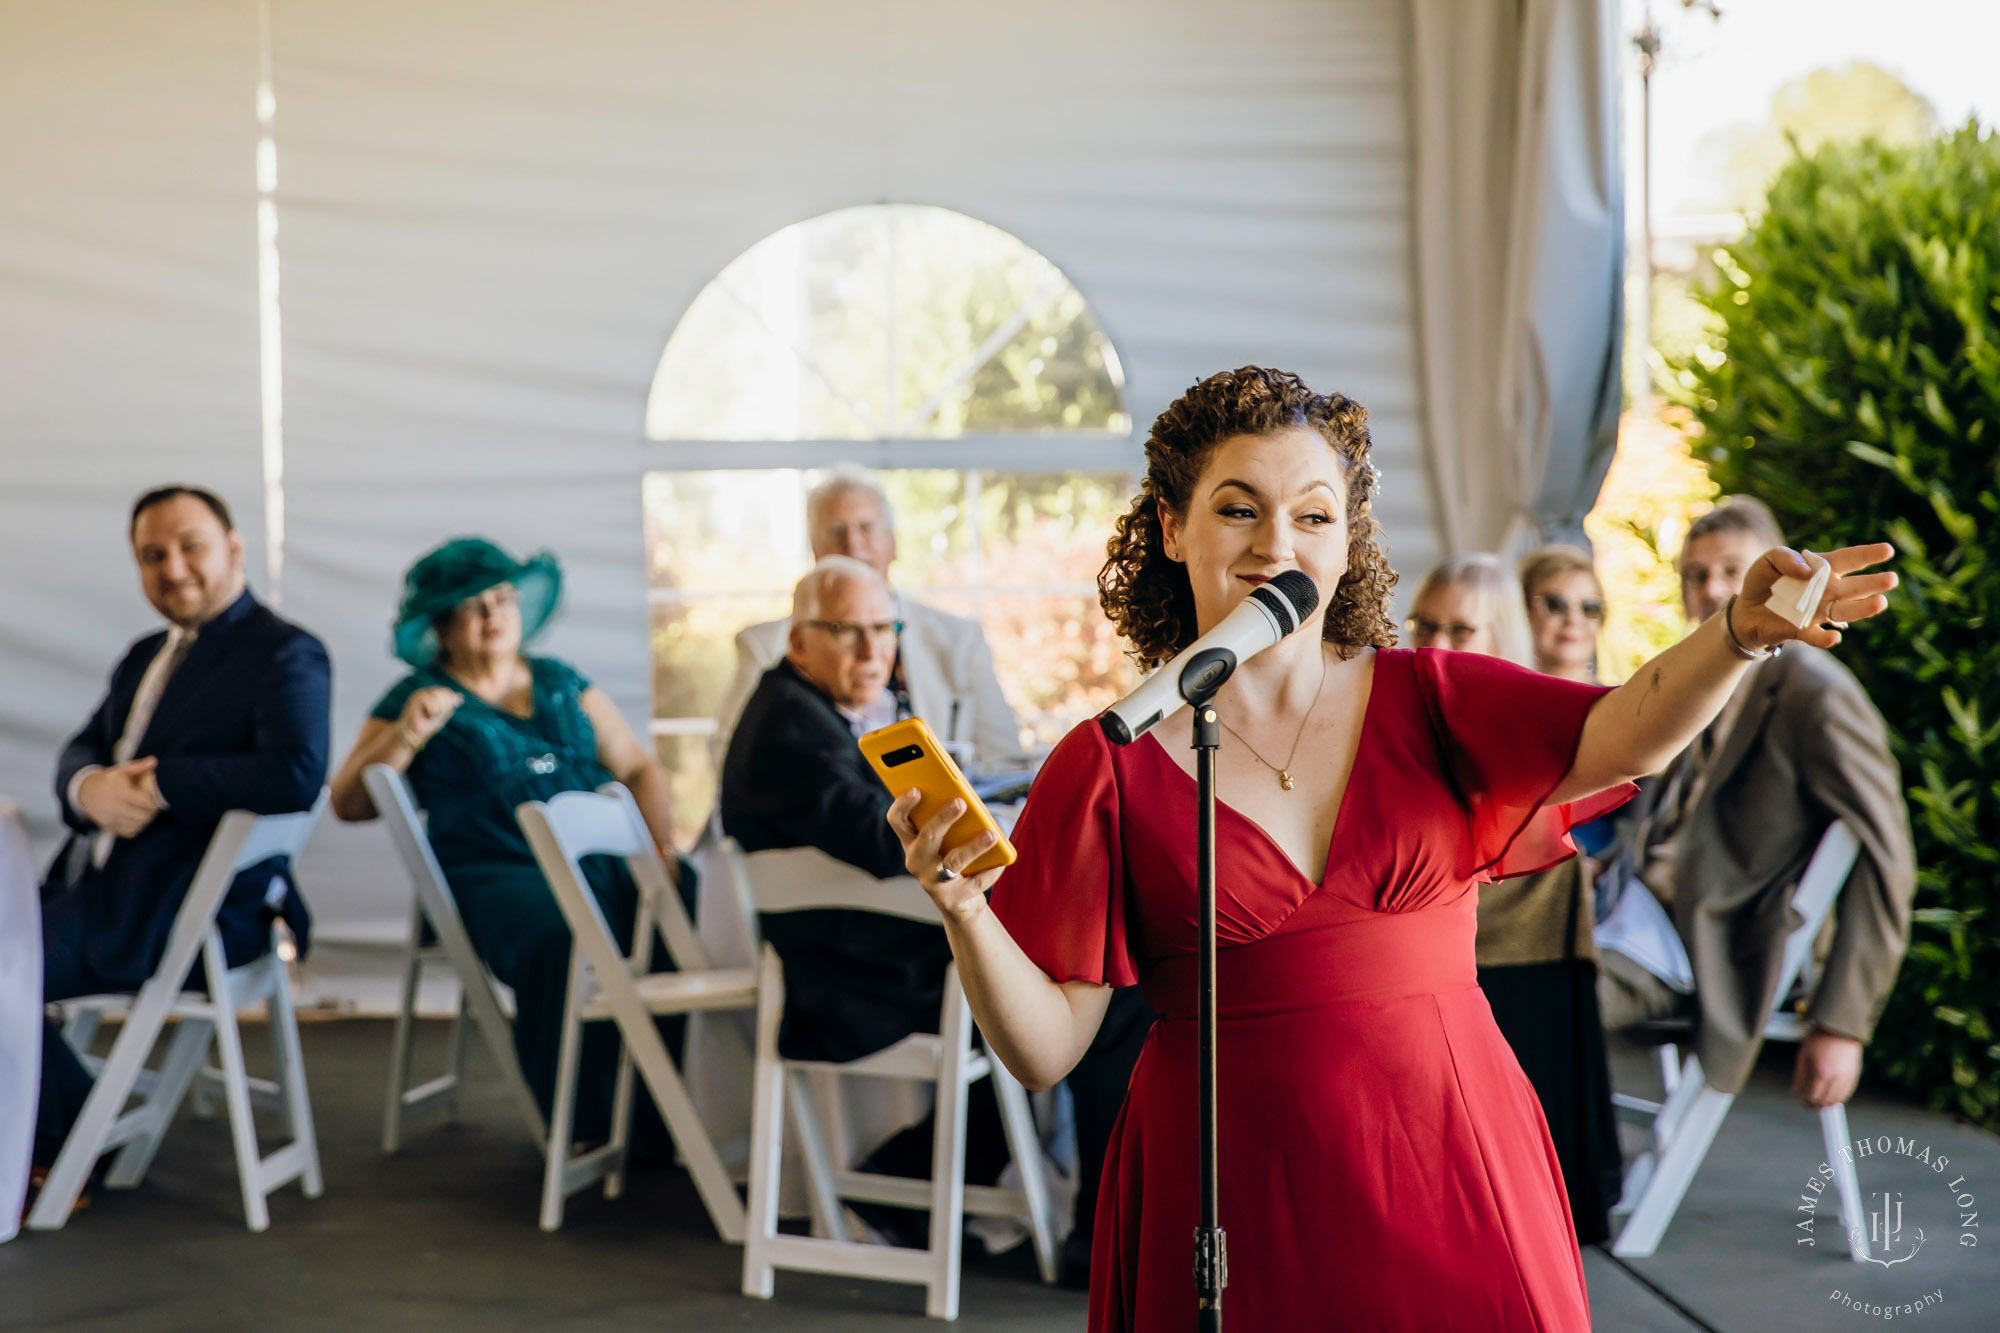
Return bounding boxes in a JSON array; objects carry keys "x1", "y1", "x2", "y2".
[{"x1": 1099, "y1": 366, "x2": 1399, "y2": 669}]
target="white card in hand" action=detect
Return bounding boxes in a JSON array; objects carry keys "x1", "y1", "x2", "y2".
[{"x1": 1766, "y1": 550, "x2": 1831, "y2": 629}]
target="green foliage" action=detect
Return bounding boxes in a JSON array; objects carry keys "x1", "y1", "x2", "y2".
[{"x1": 1672, "y1": 124, "x2": 2000, "y2": 1125}]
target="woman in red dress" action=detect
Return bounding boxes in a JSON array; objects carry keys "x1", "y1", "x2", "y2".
[{"x1": 887, "y1": 368, "x2": 1895, "y2": 1331}]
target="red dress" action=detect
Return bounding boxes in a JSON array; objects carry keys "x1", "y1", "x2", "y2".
[{"x1": 990, "y1": 648, "x2": 1633, "y2": 1332}]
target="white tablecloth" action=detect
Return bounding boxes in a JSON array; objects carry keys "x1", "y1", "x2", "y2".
[{"x1": 0, "y1": 800, "x2": 41, "y2": 1242}]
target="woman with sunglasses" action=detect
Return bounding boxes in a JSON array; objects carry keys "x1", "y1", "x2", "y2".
[{"x1": 1521, "y1": 545, "x2": 1607, "y2": 683}]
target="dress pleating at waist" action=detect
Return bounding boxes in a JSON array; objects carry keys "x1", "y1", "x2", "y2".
[{"x1": 1140, "y1": 906, "x2": 1476, "y2": 1020}]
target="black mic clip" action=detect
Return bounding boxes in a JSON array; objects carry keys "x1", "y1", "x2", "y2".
[{"x1": 1176, "y1": 647, "x2": 1237, "y2": 709}]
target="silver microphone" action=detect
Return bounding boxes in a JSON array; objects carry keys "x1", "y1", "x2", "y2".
[{"x1": 1098, "y1": 570, "x2": 1320, "y2": 746}]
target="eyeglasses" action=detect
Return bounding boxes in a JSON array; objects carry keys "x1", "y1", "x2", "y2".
[
  {"x1": 1534, "y1": 593, "x2": 1604, "y2": 622},
  {"x1": 805, "y1": 618, "x2": 904, "y2": 650},
  {"x1": 457, "y1": 584, "x2": 519, "y2": 616},
  {"x1": 1404, "y1": 616, "x2": 1483, "y2": 647}
]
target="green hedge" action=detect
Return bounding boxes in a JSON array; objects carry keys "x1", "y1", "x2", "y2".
[{"x1": 1673, "y1": 124, "x2": 2000, "y2": 1125}]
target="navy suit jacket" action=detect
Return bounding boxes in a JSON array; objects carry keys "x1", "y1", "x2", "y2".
[{"x1": 43, "y1": 590, "x2": 331, "y2": 987}]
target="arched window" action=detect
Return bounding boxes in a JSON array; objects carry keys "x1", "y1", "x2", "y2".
[
  {"x1": 643, "y1": 206, "x2": 1136, "y2": 844},
  {"x1": 647, "y1": 204, "x2": 1128, "y2": 446}
]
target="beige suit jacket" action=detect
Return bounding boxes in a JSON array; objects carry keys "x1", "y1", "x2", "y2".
[
  {"x1": 713, "y1": 594, "x2": 1030, "y2": 770},
  {"x1": 1613, "y1": 643, "x2": 1915, "y2": 1094}
]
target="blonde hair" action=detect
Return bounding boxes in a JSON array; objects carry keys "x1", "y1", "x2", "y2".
[
  {"x1": 1518, "y1": 544, "x2": 1600, "y2": 603},
  {"x1": 1409, "y1": 554, "x2": 1532, "y2": 666}
]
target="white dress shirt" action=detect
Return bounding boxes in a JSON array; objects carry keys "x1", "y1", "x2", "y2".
[{"x1": 67, "y1": 625, "x2": 194, "y2": 868}]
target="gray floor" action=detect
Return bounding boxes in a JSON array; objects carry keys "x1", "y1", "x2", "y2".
[
  {"x1": 1588, "y1": 1034, "x2": 2000, "y2": 1332},
  {"x1": 4, "y1": 1019, "x2": 1996, "y2": 1331}
]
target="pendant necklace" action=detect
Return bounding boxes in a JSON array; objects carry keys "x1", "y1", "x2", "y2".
[{"x1": 1217, "y1": 653, "x2": 1327, "y2": 791}]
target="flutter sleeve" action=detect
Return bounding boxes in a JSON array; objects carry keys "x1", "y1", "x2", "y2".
[
  {"x1": 986, "y1": 720, "x2": 1138, "y2": 988},
  {"x1": 1410, "y1": 648, "x2": 1636, "y2": 881}
]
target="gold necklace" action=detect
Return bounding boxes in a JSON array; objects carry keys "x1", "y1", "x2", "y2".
[{"x1": 1217, "y1": 654, "x2": 1328, "y2": 791}]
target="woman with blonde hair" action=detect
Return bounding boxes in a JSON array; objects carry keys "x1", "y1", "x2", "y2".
[
  {"x1": 1404, "y1": 552, "x2": 1533, "y2": 665},
  {"x1": 1520, "y1": 544, "x2": 1606, "y2": 683}
]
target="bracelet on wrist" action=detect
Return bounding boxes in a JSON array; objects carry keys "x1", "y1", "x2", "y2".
[
  {"x1": 396, "y1": 722, "x2": 426, "y2": 751},
  {"x1": 1721, "y1": 594, "x2": 1780, "y2": 662}
]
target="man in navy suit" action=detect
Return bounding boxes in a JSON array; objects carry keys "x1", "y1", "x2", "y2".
[{"x1": 34, "y1": 486, "x2": 331, "y2": 1170}]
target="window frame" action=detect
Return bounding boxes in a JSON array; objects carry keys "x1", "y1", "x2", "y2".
[{"x1": 643, "y1": 436, "x2": 1140, "y2": 473}]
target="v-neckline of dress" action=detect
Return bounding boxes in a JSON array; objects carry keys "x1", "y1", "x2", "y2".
[{"x1": 1142, "y1": 648, "x2": 1380, "y2": 887}]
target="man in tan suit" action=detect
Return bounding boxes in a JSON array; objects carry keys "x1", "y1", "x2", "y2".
[
  {"x1": 1596, "y1": 496, "x2": 1915, "y2": 1108},
  {"x1": 714, "y1": 470, "x2": 1030, "y2": 770}
]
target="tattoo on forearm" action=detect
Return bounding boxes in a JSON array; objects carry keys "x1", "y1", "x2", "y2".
[{"x1": 1637, "y1": 666, "x2": 1663, "y2": 717}]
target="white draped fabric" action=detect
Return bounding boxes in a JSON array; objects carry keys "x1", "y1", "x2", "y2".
[
  {"x1": 0, "y1": 0, "x2": 1623, "y2": 998},
  {"x1": 0, "y1": 800, "x2": 39, "y2": 1242},
  {"x1": 1407, "y1": 0, "x2": 1624, "y2": 553},
  {"x1": 0, "y1": 0, "x2": 268, "y2": 858},
  {"x1": 270, "y1": 0, "x2": 1432, "y2": 942}
]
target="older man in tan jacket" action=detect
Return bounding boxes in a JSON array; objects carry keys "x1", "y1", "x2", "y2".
[
  {"x1": 713, "y1": 470, "x2": 1029, "y2": 771},
  {"x1": 1596, "y1": 497, "x2": 1916, "y2": 1108}
]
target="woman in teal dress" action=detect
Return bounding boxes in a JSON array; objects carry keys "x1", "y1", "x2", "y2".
[{"x1": 329, "y1": 538, "x2": 690, "y2": 1148}]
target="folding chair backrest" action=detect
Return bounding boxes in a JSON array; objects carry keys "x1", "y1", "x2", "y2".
[
  {"x1": 707, "y1": 825, "x2": 766, "y2": 964},
  {"x1": 157, "y1": 789, "x2": 330, "y2": 975},
  {"x1": 1772, "y1": 820, "x2": 1860, "y2": 1016},
  {"x1": 236, "y1": 793, "x2": 327, "y2": 874},
  {"x1": 363, "y1": 763, "x2": 453, "y2": 906},
  {"x1": 690, "y1": 808, "x2": 757, "y2": 963},
  {"x1": 599, "y1": 784, "x2": 710, "y2": 974},
  {"x1": 724, "y1": 839, "x2": 938, "y2": 926},
  {"x1": 515, "y1": 785, "x2": 710, "y2": 973}
]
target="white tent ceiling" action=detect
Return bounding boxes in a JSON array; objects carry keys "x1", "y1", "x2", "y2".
[{"x1": 0, "y1": 0, "x2": 1619, "y2": 972}]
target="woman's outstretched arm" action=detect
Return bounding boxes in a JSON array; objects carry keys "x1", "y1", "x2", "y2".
[
  {"x1": 889, "y1": 791, "x2": 1113, "y2": 1090},
  {"x1": 1552, "y1": 542, "x2": 1897, "y2": 803}
]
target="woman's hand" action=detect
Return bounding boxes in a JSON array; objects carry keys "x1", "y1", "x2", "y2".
[
  {"x1": 397, "y1": 686, "x2": 463, "y2": 749},
  {"x1": 1733, "y1": 543, "x2": 1898, "y2": 651},
  {"x1": 888, "y1": 791, "x2": 1004, "y2": 923}
]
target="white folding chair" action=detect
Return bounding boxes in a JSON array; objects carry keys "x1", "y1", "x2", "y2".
[
  {"x1": 1610, "y1": 820, "x2": 1869, "y2": 1259},
  {"x1": 729, "y1": 841, "x2": 1058, "y2": 1320},
  {"x1": 31, "y1": 791, "x2": 330, "y2": 1232},
  {"x1": 516, "y1": 784, "x2": 757, "y2": 1239},
  {"x1": 366, "y1": 764, "x2": 547, "y2": 1154}
]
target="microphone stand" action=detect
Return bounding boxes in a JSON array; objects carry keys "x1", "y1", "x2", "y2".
[
  {"x1": 1180, "y1": 654, "x2": 1233, "y2": 1331},
  {"x1": 1097, "y1": 573, "x2": 1319, "y2": 1330}
]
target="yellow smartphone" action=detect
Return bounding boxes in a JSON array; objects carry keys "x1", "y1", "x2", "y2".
[{"x1": 859, "y1": 717, "x2": 1017, "y2": 877}]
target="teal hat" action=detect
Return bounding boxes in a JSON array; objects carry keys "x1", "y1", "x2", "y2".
[{"x1": 393, "y1": 537, "x2": 562, "y2": 667}]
